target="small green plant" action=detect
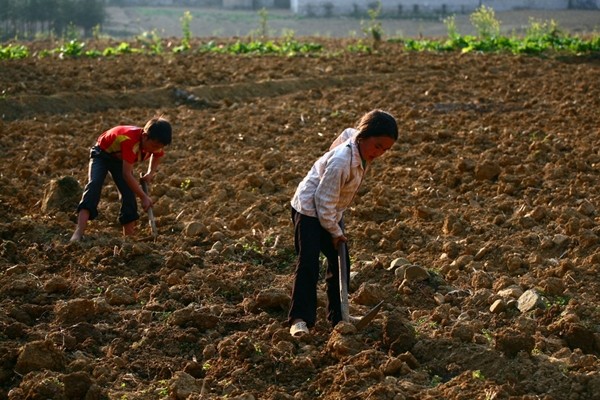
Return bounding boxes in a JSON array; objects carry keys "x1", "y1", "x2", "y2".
[
  {"x1": 444, "y1": 15, "x2": 458, "y2": 40},
  {"x1": 116, "y1": 42, "x2": 133, "y2": 54},
  {"x1": 430, "y1": 374, "x2": 442, "y2": 387},
  {"x1": 65, "y1": 22, "x2": 79, "y2": 41},
  {"x1": 92, "y1": 24, "x2": 102, "y2": 40},
  {"x1": 543, "y1": 293, "x2": 570, "y2": 308},
  {"x1": 0, "y1": 44, "x2": 29, "y2": 60},
  {"x1": 362, "y1": 1, "x2": 383, "y2": 44},
  {"x1": 481, "y1": 329, "x2": 493, "y2": 343},
  {"x1": 202, "y1": 361, "x2": 212, "y2": 371},
  {"x1": 138, "y1": 30, "x2": 163, "y2": 54},
  {"x1": 554, "y1": 295, "x2": 569, "y2": 306},
  {"x1": 102, "y1": 42, "x2": 139, "y2": 57},
  {"x1": 558, "y1": 362, "x2": 570, "y2": 376},
  {"x1": 257, "y1": 8, "x2": 270, "y2": 39},
  {"x1": 174, "y1": 10, "x2": 193, "y2": 52},
  {"x1": 415, "y1": 317, "x2": 438, "y2": 330},
  {"x1": 41, "y1": 377, "x2": 64, "y2": 388},
  {"x1": 242, "y1": 242, "x2": 263, "y2": 255},
  {"x1": 84, "y1": 49, "x2": 102, "y2": 58},
  {"x1": 157, "y1": 311, "x2": 172, "y2": 322},
  {"x1": 472, "y1": 370, "x2": 485, "y2": 380},
  {"x1": 158, "y1": 386, "x2": 169, "y2": 398},
  {"x1": 180, "y1": 179, "x2": 192, "y2": 191},
  {"x1": 281, "y1": 29, "x2": 296, "y2": 42},
  {"x1": 526, "y1": 17, "x2": 560, "y2": 40},
  {"x1": 58, "y1": 40, "x2": 85, "y2": 57},
  {"x1": 470, "y1": 5, "x2": 500, "y2": 39},
  {"x1": 347, "y1": 40, "x2": 372, "y2": 53}
]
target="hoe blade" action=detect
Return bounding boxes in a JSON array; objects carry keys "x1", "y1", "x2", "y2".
[{"x1": 354, "y1": 300, "x2": 384, "y2": 330}]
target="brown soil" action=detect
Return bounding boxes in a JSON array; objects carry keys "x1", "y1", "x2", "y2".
[{"x1": 1, "y1": 38, "x2": 600, "y2": 400}]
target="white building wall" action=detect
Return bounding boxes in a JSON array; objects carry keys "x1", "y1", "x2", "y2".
[
  {"x1": 483, "y1": 0, "x2": 569, "y2": 10},
  {"x1": 292, "y1": 0, "x2": 478, "y2": 16},
  {"x1": 223, "y1": 0, "x2": 275, "y2": 8},
  {"x1": 291, "y1": 0, "x2": 598, "y2": 15}
]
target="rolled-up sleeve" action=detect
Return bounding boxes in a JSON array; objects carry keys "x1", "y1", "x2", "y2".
[{"x1": 315, "y1": 158, "x2": 347, "y2": 238}]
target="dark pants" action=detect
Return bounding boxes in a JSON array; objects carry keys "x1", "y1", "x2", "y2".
[
  {"x1": 288, "y1": 207, "x2": 350, "y2": 328},
  {"x1": 76, "y1": 146, "x2": 139, "y2": 225}
]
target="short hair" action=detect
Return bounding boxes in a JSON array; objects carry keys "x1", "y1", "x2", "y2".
[
  {"x1": 144, "y1": 117, "x2": 172, "y2": 145},
  {"x1": 355, "y1": 110, "x2": 398, "y2": 141}
]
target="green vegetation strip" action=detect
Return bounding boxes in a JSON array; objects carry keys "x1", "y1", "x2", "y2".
[
  {"x1": 1, "y1": 5, "x2": 599, "y2": 60},
  {"x1": 400, "y1": 34, "x2": 600, "y2": 54},
  {"x1": 1, "y1": 31, "x2": 598, "y2": 61}
]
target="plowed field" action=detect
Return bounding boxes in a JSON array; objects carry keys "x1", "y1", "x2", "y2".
[{"x1": 1, "y1": 34, "x2": 600, "y2": 399}]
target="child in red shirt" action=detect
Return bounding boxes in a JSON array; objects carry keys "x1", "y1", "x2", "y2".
[{"x1": 70, "y1": 116, "x2": 172, "y2": 241}]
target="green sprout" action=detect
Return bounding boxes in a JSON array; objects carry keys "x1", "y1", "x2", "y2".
[
  {"x1": 472, "y1": 370, "x2": 485, "y2": 380},
  {"x1": 181, "y1": 179, "x2": 192, "y2": 190}
]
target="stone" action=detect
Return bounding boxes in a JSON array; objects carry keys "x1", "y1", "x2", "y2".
[
  {"x1": 388, "y1": 257, "x2": 410, "y2": 272},
  {"x1": 490, "y1": 299, "x2": 506, "y2": 314},
  {"x1": 517, "y1": 289, "x2": 546, "y2": 313},
  {"x1": 184, "y1": 221, "x2": 208, "y2": 237}
]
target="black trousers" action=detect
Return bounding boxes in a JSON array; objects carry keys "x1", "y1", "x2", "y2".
[
  {"x1": 77, "y1": 146, "x2": 139, "y2": 225},
  {"x1": 288, "y1": 207, "x2": 350, "y2": 328}
]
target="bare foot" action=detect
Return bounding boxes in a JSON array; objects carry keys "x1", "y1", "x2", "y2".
[
  {"x1": 70, "y1": 230, "x2": 83, "y2": 242},
  {"x1": 123, "y1": 221, "x2": 136, "y2": 236}
]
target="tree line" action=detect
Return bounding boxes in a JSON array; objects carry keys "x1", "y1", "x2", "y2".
[{"x1": 0, "y1": 0, "x2": 106, "y2": 41}]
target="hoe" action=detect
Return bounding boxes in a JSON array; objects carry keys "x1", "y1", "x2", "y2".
[
  {"x1": 140, "y1": 178, "x2": 158, "y2": 239},
  {"x1": 338, "y1": 242, "x2": 384, "y2": 330}
]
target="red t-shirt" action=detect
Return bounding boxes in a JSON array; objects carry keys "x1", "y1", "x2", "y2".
[{"x1": 97, "y1": 125, "x2": 164, "y2": 164}]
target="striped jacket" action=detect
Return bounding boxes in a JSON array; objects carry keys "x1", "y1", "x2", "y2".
[{"x1": 291, "y1": 128, "x2": 366, "y2": 238}]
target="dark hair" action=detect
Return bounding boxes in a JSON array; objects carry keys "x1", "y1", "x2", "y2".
[
  {"x1": 355, "y1": 110, "x2": 398, "y2": 141},
  {"x1": 144, "y1": 117, "x2": 172, "y2": 145}
]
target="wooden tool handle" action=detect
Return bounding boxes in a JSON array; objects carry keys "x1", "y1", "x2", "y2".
[
  {"x1": 338, "y1": 242, "x2": 350, "y2": 323},
  {"x1": 140, "y1": 179, "x2": 158, "y2": 238}
]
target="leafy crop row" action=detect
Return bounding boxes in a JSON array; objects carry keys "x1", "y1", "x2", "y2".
[
  {"x1": 399, "y1": 10, "x2": 600, "y2": 55},
  {"x1": 1, "y1": 5, "x2": 599, "y2": 60},
  {"x1": 1, "y1": 33, "x2": 596, "y2": 61},
  {"x1": 0, "y1": 37, "x2": 324, "y2": 60},
  {"x1": 401, "y1": 33, "x2": 600, "y2": 54},
  {"x1": 198, "y1": 40, "x2": 323, "y2": 55}
]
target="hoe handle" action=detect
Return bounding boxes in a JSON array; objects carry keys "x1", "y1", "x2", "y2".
[
  {"x1": 338, "y1": 242, "x2": 350, "y2": 323},
  {"x1": 140, "y1": 179, "x2": 158, "y2": 238}
]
